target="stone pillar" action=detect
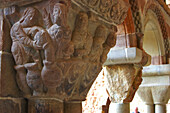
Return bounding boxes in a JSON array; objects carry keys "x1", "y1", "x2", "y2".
[
  {"x1": 109, "y1": 103, "x2": 130, "y2": 113},
  {"x1": 155, "y1": 103, "x2": 166, "y2": 113},
  {"x1": 137, "y1": 64, "x2": 170, "y2": 113},
  {"x1": 145, "y1": 103, "x2": 154, "y2": 113}
]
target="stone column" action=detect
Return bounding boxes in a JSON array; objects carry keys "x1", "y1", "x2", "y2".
[
  {"x1": 145, "y1": 103, "x2": 155, "y2": 113},
  {"x1": 103, "y1": 47, "x2": 150, "y2": 113},
  {"x1": 109, "y1": 103, "x2": 130, "y2": 113},
  {"x1": 137, "y1": 64, "x2": 170, "y2": 113},
  {"x1": 155, "y1": 103, "x2": 166, "y2": 113}
]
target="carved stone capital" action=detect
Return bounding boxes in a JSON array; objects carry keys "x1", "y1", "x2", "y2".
[
  {"x1": 137, "y1": 64, "x2": 170, "y2": 105},
  {"x1": 0, "y1": 0, "x2": 120, "y2": 101},
  {"x1": 103, "y1": 64, "x2": 143, "y2": 103}
]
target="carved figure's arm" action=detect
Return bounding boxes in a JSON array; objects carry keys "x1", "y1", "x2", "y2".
[
  {"x1": 43, "y1": 8, "x2": 53, "y2": 29},
  {"x1": 11, "y1": 24, "x2": 41, "y2": 49}
]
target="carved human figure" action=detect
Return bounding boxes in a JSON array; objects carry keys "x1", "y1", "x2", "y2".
[
  {"x1": 101, "y1": 26, "x2": 117, "y2": 63},
  {"x1": 72, "y1": 12, "x2": 93, "y2": 58},
  {"x1": 89, "y1": 25, "x2": 107, "y2": 63},
  {"x1": 11, "y1": 7, "x2": 43, "y2": 96},
  {"x1": 44, "y1": 2, "x2": 74, "y2": 59},
  {"x1": 29, "y1": 27, "x2": 62, "y2": 95},
  {"x1": 25, "y1": 26, "x2": 55, "y2": 63},
  {"x1": 11, "y1": 7, "x2": 41, "y2": 65}
]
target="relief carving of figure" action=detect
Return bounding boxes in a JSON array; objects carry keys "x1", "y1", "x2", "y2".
[
  {"x1": 101, "y1": 26, "x2": 117, "y2": 64},
  {"x1": 11, "y1": 7, "x2": 61, "y2": 96},
  {"x1": 11, "y1": 7, "x2": 43, "y2": 96},
  {"x1": 9, "y1": 0, "x2": 118, "y2": 99},
  {"x1": 24, "y1": 21, "x2": 62, "y2": 95},
  {"x1": 72, "y1": 12, "x2": 93, "y2": 58},
  {"x1": 11, "y1": 7, "x2": 41, "y2": 65},
  {"x1": 44, "y1": 2, "x2": 74, "y2": 59},
  {"x1": 89, "y1": 25, "x2": 107, "y2": 63}
]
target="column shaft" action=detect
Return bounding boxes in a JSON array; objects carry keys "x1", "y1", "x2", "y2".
[
  {"x1": 155, "y1": 104, "x2": 166, "y2": 113},
  {"x1": 109, "y1": 103, "x2": 130, "y2": 113},
  {"x1": 145, "y1": 104, "x2": 154, "y2": 113}
]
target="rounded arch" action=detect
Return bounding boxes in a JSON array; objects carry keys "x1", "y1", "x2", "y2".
[
  {"x1": 144, "y1": 1, "x2": 169, "y2": 64},
  {"x1": 143, "y1": 10, "x2": 165, "y2": 56}
]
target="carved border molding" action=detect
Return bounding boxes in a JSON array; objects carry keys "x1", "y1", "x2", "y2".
[
  {"x1": 71, "y1": 0, "x2": 130, "y2": 25},
  {"x1": 144, "y1": 0, "x2": 169, "y2": 63}
]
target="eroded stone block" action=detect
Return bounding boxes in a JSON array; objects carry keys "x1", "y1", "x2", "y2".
[
  {"x1": 28, "y1": 98, "x2": 64, "y2": 113},
  {"x1": 0, "y1": 98, "x2": 26, "y2": 113}
]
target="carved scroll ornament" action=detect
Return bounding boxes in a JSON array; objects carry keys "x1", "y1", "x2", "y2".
[{"x1": 72, "y1": 0, "x2": 130, "y2": 25}]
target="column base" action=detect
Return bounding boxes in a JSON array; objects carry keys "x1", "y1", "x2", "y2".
[
  {"x1": 28, "y1": 98, "x2": 64, "y2": 113},
  {"x1": 109, "y1": 103, "x2": 130, "y2": 113},
  {"x1": 0, "y1": 97, "x2": 26, "y2": 113}
]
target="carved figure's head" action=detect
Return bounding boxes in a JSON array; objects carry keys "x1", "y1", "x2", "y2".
[
  {"x1": 94, "y1": 25, "x2": 107, "y2": 43},
  {"x1": 53, "y1": 3, "x2": 67, "y2": 26},
  {"x1": 75, "y1": 12, "x2": 88, "y2": 30},
  {"x1": 106, "y1": 32, "x2": 116, "y2": 47},
  {"x1": 20, "y1": 7, "x2": 40, "y2": 27}
]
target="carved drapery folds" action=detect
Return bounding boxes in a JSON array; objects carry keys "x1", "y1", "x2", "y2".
[{"x1": 5, "y1": 0, "x2": 129, "y2": 101}]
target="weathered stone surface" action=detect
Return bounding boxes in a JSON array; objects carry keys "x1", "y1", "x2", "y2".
[
  {"x1": 28, "y1": 98, "x2": 64, "y2": 113},
  {"x1": 142, "y1": 64, "x2": 170, "y2": 76},
  {"x1": 103, "y1": 64, "x2": 142, "y2": 103},
  {"x1": 0, "y1": 52, "x2": 19, "y2": 97},
  {"x1": 72, "y1": 0, "x2": 130, "y2": 25},
  {"x1": 137, "y1": 64, "x2": 170, "y2": 113},
  {"x1": 105, "y1": 47, "x2": 151, "y2": 66},
  {"x1": 64, "y1": 101, "x2": 82, "y2": 113},
  {"x1": 0, "y1": 0, "x2": 118, "y2": 101},
  {"x1": 109, "y1": 103, "x2": 130, "y2": 113},
  {"x1": 0, "y1": 0, "x2": 42, "y2": 8},
  {"x1": 105, "y1": 47, "x2": 143, "y2": 65},
  {"x1": 137, "y1": 64, "x2": 170, "y2": 105},
  {"x1": 0, "y1": 10, "x2": 12, "y2": 52},
  {"x1": 0, "y1": 98, "x2": 26, "y2": 113}
]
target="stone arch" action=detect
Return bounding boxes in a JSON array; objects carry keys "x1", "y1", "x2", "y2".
[
  {"x1": 143, "y1": 10, "x2": 166, "y2": 65},
  {"x1": 144, "y1": 1, "x2": 169, "y2": 64}
]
